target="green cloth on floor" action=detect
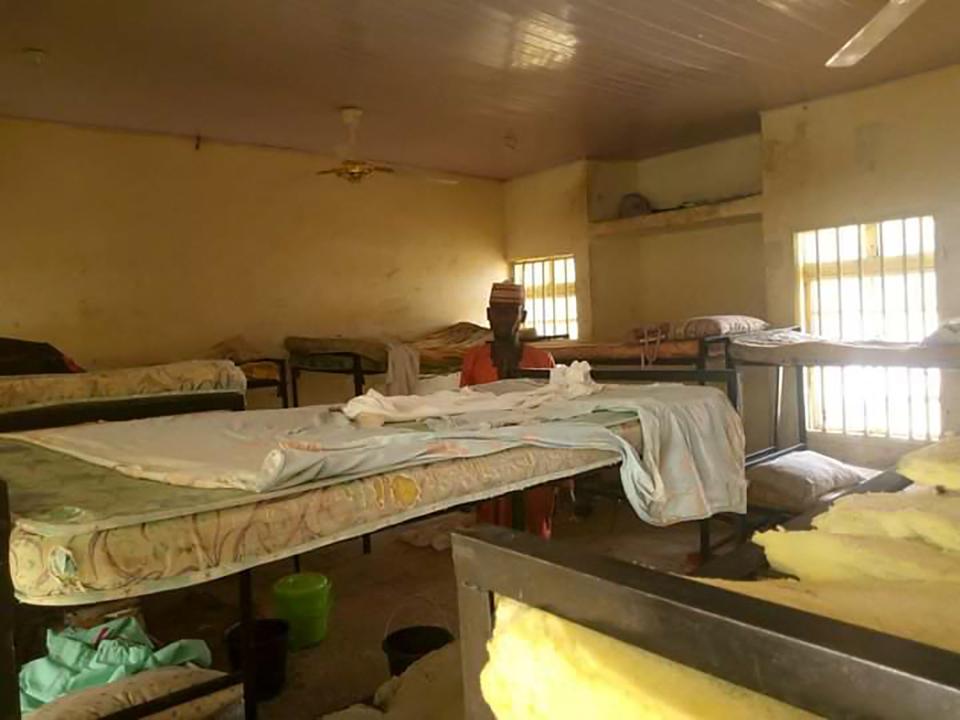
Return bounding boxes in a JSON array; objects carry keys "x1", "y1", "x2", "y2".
[{"x1": 20, "y1": 616, "x2": 211, "y2": 713}]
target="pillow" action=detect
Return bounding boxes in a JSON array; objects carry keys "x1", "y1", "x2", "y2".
[
  {"x1": 922, "y1": 317, "x2": 960, "y2": 345},
  {"x1": 747, "y1": 450, "x2": 872, "y2": 512},
  {"x1": 27, "y1": 667, "x2": 242, "y2": 720},
  {"x1": 675, "y1": 315, "x2": 768, "y2": 339}
]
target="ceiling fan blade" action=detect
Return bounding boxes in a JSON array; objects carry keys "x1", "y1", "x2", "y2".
[
  {"x1": 826, "y1": 0, "x2": 927, "y2": 68},
  {"x1": 390, "y1": 164, "x2": 461, "y2": 185},
  {"x1": 315, "y1": 168, "x2": 339, "y2": 175}
]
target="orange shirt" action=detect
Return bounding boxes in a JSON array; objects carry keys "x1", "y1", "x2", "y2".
[{"x1": 460, "y1": 343, "x2": 555, "y2": 387}]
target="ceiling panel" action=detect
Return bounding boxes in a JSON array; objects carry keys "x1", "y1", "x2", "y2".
[{"x1": 0, "y1": 0, "x2": 957, "y2": 178}]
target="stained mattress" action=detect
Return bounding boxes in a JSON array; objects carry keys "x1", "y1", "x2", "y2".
[
  {"x1": 4, "y1": 415, "x2": 639, "y2": 606},
  {"x1": 0, "y1": 360, "x2": 247, "y2": 414},
  {"x1": 729, "y1": 329, "x2": 960, "y2": 368}
]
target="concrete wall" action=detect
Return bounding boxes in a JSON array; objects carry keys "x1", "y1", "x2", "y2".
[
  {"x1": 762, "y1": 64, "x2": 960, "y2": 463},
  {"x1": 0, "y1": 118, "x2": 506, "y2": 402},
  {"x1": 504, "y1": 161, "x2": 593, "y2": 339},
  {"x1": 588, "y1": 135, "x2": 762, "y2": 222}
]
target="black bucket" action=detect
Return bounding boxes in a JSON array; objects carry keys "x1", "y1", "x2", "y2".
[
  {"x1": 226, "y1": 619, "x2": 290, "y2": 701},
  {"x1": 381, "y1": 625, "x2": 454, "y2": 676}
]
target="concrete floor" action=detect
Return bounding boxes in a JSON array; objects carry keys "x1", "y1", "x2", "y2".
[{"x1": 143, "y1": 495, "x2": 718, "y2": 719}]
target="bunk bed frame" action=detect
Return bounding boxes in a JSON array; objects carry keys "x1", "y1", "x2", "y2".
[
  {"x1": 453, "y1": 525, "x2": 960, "y2": 720},
  {"x1": 0, "y1": 365, "x2": 743, "y2": 719}
]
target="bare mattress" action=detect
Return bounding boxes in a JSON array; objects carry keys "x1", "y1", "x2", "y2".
[{"x1": 3, "y1": 413, "x2": 639, "y2": 606}]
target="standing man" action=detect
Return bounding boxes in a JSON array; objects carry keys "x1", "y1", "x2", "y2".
[{"x1": 460, "y1": 281, "x2": 558, "y2": 538}]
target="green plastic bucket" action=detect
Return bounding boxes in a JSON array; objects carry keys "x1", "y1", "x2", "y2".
[{"x1": 272, "y1": 572, "x2": 332, "y2": 650}]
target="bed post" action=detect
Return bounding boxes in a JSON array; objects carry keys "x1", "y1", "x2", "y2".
[
  {"x1": 350, "y1": 354, "x2": 365, "y2": 398},
  {"x1": 0, "y1": 478, "x2": 20, "y2": 720},
  {"x1": 239, "y1": 570, "x2": 258, "y2": 720},
  {"x1": 795, "y1": 365, "x2": 807, "y2": 447}
]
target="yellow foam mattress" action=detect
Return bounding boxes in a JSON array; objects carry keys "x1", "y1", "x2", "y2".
[
  {"x1": 481, "y1": 598, "x2": 816, "y2": 719},
  {"x1": 5, "y1": 421, "x2": 639, "y2": 606}
]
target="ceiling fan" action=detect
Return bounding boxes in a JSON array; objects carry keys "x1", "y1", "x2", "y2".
[
  {"x1": 826, "y1": 0, "x2": 927, "y2": 68},
  {"x1": 316, "y1": 107, "x2": 458, "y2": 185}
]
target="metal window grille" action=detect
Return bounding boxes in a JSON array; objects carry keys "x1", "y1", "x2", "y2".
[
  {"x1": 511, "y1": 256, "x2": 578, "y2": 339},
  {"x1": 797, "y1": 216, "x2": 940, "y2": 440}
]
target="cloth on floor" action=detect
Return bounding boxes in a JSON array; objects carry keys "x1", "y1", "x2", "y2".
[
  {"x1": 321, "y1": 642, "x2": 462, "y2": 720},
  {"x1": 7, "y1": 376, "x2": 746, "y2": 526},
  {"x1": 398, "y1": 512, "x2": 476, "y2": 551},
  {"x1": 384, "y1": 341, "x2": 420, "y2": 396},
  {"x1": 19, "y1": 616, "x2": 211, "y2": 712},
  {"x1": 480, "y1": 597, "x2": 816, "y2": 719}
]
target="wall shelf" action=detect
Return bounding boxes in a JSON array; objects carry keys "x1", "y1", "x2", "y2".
[{"x1": 589, "y1": 193, "x2": 763, "y2": 238}]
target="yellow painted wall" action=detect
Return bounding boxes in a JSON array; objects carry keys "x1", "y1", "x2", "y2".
[
  {"x1": 590, "y1": 220, "x2": 770, "y2": 451},
  {"x1": 762, "y1": 64, "x2": 960, "y2": 458},
  {"x1": 590, "y1": 221, "x2": 766, "y2": 340},
  {"x1": 588, "y1": 135, "x2": 762, "y2": 221},
  {"x1": 504, "y1": 162, "x2": 593, "y2": 338},
  {"x1": 0, "y1": 118, "x2": 506, "y2": 401}
]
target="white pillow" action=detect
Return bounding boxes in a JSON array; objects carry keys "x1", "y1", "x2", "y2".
[
  {"x1": 747, "y1": 450, "x2": 873, "y2": 512},
  {"x1": 675, "y1": 315, "x2": 768, "y2": 340}
]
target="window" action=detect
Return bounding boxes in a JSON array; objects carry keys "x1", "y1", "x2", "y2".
[
  {"x1": 512, "y1": 255, "x2": 578, "y2": 340},
  {"x1": 797, "y1": 216, "x2": 940, "y2": 440}
]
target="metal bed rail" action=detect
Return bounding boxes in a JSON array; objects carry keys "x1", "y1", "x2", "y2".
[{"x1": 453, "y1": 526, "x2": 960, "y2": 720}]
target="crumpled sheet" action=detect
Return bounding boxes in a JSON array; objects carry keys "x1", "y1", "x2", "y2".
[
  {"x1": 19, "y1": 616, "x2": 210, "y2": 712},
  {"x1": 7, "y1": 377, "x2": 745, "y2": 526}
]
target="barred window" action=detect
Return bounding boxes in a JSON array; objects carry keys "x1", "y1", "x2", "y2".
[
  {"x1": 797, "y1": 216, "x2": 939, "y2": 440},
  {"x1": 512, "y1": 256, "x2": 578, "y2": 340}
]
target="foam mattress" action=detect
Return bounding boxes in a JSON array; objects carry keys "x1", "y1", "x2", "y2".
[{"x1": 4, "y1": 417, "x2": 640, "y2": 606}]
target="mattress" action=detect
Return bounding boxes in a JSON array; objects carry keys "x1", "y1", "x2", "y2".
[
  {"x1": 286, "y1": 322, "x2": 490, "y2": 375},
  {"x1": 0, "y1": 360, "x2": 247, "y2": 414},
  {"x1": 5, "y1": 414, "x2": 640, "y2": 606},
  {"x1": 729, "y1": 329, "x2": 960, "y2": 368},
  {"x1": 534, "y1": 338, "x2": 718, "y2": 365}
]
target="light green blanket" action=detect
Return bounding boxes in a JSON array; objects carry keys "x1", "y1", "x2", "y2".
[{"x1": 20, "y1": 616, "x2": 211, "y2": 712}]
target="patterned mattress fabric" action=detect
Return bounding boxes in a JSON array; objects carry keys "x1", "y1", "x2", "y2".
[
  {"x1": 729, "y1": 329, "x2": 960, "y2": 368},
  {"x1": 0, "y1": 360, "x2": 247, "y2": 413},
  {"x1": 6, "y1": 420, "x2": 641, "y2": 606}
]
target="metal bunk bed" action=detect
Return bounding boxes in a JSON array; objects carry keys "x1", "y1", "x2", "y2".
[{"x1": 453, "y1": 525, "x2": 960, "y2": 720}]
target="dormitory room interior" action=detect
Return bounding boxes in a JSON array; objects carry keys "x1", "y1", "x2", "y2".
[{"x1": 3, "y1": 2, "x2": 960, "y2": 718}]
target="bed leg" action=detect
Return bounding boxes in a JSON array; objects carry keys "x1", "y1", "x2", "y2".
[
  {"x1": 351, "y1": 354, "x2": 365, "y2": 398},
  {"x1": 292, "y1": 555, "x2": 301, "y2": 574},
  {"x1": 1, "y1": 478, "x2": 19, "y2": 720},
  {"x1": 773, "y1": 366, "x2": 784, "y2": 449},
  {"x1": 795, "y1": 365, "x2": 808, "y2": 447},
  {"x1": 699, "y1": 519, "x2": 711, "y2": 562},
  {"x1": 278, "y1": 359, "x2": 290, "y2": 409},
  {"x1": 291, "y1": 367, "x2": 301, "y2": 408},
  {"x1": 239, "y1": 570, "x2": 258, "y2": 720},
  {"x1": 362, "y1": 534, "x2": 372, "y2": 555}
]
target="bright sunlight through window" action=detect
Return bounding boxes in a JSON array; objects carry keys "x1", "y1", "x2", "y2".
[
  {"x1": 797, "y1": 216, "x2": 940, "y2": 440},
  {"x1": 512, "y1": 256, "x2": 578, "y2": 340}
]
